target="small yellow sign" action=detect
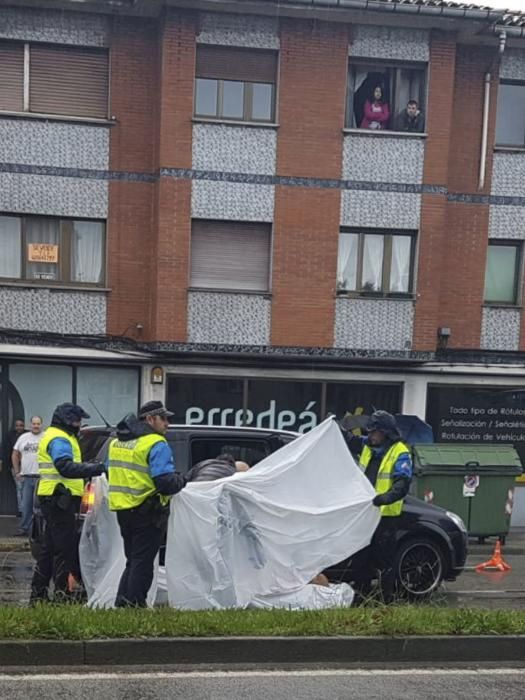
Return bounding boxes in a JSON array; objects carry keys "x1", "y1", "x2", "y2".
[{"x1": 27, "y1": 244, "x2": 59, "y2": 263}]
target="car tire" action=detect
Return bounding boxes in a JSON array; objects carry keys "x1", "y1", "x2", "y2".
[{"x1": 395, "y1": 536, "x2": 446, "y2": 600}]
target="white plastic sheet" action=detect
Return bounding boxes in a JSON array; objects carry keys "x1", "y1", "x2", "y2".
[
  {"x1": 79, "y1": 417, "x2": 379, "y2": 609},
  {"x1": 79, "y1": 475, "x2": 158, "y2": 609},
  {"x1": 165, "y1": 418, "x2": 379, "y2": 609}
]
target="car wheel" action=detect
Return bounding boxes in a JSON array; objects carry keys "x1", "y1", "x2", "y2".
[{"x1": 395, "y1": 536, "x2": 445, "y2": 600}]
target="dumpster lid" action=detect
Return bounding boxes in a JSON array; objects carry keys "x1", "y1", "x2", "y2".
[{"x1": 413, "y1": 443, "x2": 523, "y2": 470}]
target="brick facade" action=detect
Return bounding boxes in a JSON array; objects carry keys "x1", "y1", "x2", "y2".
[{"x1": 271, "y1": 20, "x2": 347, "y2": 347}]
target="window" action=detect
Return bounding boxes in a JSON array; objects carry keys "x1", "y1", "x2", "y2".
[
  {"x1": 0, "y1": 214, "x2": 105, "y2": 286},
  {"x1": 495, "y1": 81, "x2": 525, "y2": 147},
  {"x1": 190, "y1": 220, "x2": 271, "y2": 292},
  {"x1": 347, "y1": 61, "x2": 426, "y2": 132},
  {"x1": 337, "y1": 229, "x2": 416, "y2": 295},
  {"x1": 190, "y1": 439, "x2": 271, "y2": 468},
  {"x1": 0, "y1": 40, "x2": 108, "y2": 119},
  {"x1": 484, "y1": 241, "x2": 521, "y2": 304},
  {"x1": 195, "y1": 45, "x2": 277, "y2": 123}
]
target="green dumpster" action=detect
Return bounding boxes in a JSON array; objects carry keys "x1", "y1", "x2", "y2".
[{"x1": 412, "y1": 444, "x2": 523, "y2": 541}]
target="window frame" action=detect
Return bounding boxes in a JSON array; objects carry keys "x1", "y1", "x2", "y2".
[
  {"x1": 346, "y1": 58, "x2": 428, "y2": 133},
  {"x1": 484, "y1": 239, "x2": 522, "y2": 306},
  {"x1": 195, "y1": 77, "x2": 276, "y2": 123},
  {"x1": 194, "y1": 45, "x2": 278, "y2": 125},
  {"x1": 0, "y1": 38, "x2": 109, "y2": 121},
  {"x1": 337, "y1": 227, "x2": 417, "y2": 298},
  {"x1": 0, "y1": 213, "x2": 107, "y2": 288},
  {"x1": 495, "y1": 79, "x2": 525, "y2": 149}
]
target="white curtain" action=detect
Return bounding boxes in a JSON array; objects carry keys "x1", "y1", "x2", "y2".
[
  {"x1": 396, "y1": 69, "x2": 424, "y2": 117},
  {"x1": 0, "y1": 216, "x2": 21, "y2": 279},
  {"x1": 72, "y1": 221, "x2": 104, "y2": 284},
  {"x1": 25, "y1": 217, "x2": 60, "y2": 280},
  {"x1": 337, "y1": 234, "x2": 358, "y2": 291},
  {"x1": 390, "y1": 236, "x2": 411, "y2": 293},
  {"x1": 362, "y1": 235, "x2": 384, "y2": 291}
]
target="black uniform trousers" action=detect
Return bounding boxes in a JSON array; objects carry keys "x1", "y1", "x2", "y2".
[
  {"x1": 352, "y1": 517, "x2": 398, "y2": 602},
  {"x1": 30, "y1": 495, "x2": 82, "y2": 603},
  {"x1": 115, "y1": 507, "x2": 163, "y2": 607}
]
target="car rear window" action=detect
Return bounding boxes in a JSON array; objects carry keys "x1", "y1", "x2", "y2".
[{"x1": 189, "y1": 438, "x2": 271, "y2": 469}]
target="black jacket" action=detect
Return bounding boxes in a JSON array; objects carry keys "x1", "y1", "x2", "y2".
[
  {"x1": 114, "y1": 414, "x2": 186, "y2": 497},
  {"x1": 394, "y1": 109, "x2": 425, "y2": 133}
]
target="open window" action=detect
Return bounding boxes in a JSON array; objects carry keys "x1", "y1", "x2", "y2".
[{"x1": 347, "y1": 61, "x2": 426, "y2": 133}]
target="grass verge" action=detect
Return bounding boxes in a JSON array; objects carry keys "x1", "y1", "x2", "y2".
[{"x1": 1, "y1": 605, "x2": 525, "y2": 640}]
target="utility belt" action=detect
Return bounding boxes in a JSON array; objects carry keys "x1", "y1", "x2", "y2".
[{"x1": 38, "y1": 483, "x2": 82, "y2": 513}]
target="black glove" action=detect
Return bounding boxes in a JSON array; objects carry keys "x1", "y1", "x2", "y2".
[{"x1": 373, "y1": 494, "x2": 388, "y2": 507}]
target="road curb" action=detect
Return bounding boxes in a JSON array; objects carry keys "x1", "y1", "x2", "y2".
[{"x1": 1, "y1": 635, "x2": 525, "y2": 667}]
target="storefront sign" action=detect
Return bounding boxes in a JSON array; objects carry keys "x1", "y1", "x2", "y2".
[
  {"x1": 167, "y1": 376, "x2": 401, "y2": 433},
  {"x1": 27, "y1": 243, "x2": 59, "y2": 263},
  {"x1": 427, "y1": 386, "x2": 525, "y2": 481}
]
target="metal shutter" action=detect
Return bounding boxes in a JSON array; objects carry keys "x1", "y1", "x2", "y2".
[
  {"x1": 191, "y1": 220, "x2": 271, "y2": 292},
  {"x1": 196, "y1": 46, "x2": 277, "y2": 83},
  {"x1": 0, "y1": 42, "x2": 24, "y2": 111},
  {"x1": 29, "y1": 45, "x2": 108, "y2": 118}
]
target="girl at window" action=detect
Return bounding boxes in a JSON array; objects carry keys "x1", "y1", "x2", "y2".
[{"x1": 360, "y1": 85, "x2": 390, "y2": 130}]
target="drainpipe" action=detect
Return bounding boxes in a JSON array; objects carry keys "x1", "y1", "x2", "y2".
[
  {"x1": 478, "y1": 71, "x2": 491, "y2": 191},
  {"x1": 478, "y1": 31, "x2": 507, "y2": 190}
]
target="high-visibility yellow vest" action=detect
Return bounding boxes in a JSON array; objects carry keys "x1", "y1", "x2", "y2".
[
  {"x1": 107, "y1": 433, "x2": 168, "y2": 511},
  {"x1": 359, "y1": 441, "x2": 410, "y2": 517},
  {"x1": 37, "y1": 426, "x2": 84, "y2": 497}
]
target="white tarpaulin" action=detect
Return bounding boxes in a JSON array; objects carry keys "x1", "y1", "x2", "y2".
[
  {"x1": 79, "y1": 417, "x2": 379, "y2": 609},
  {"x1": 165, "y1": 418, "x2": 379, "y2": 609}
]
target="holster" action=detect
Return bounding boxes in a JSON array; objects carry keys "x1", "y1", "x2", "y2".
[{"x1": 53, "y1": 483, "x2": 73, "y2": 511}]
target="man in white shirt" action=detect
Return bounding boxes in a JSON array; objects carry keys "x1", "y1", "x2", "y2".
[{"x1": 12, "y1": 416, "x2": 44, "y2": 536}]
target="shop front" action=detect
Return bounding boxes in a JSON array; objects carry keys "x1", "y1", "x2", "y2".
[{"x1": 0, "y1": 356, "x2": 141, "y2": 514}]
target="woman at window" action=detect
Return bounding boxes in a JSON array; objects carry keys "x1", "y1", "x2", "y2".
[{"x1": 360, "y1": 85, "x2": 390, "y2": 131}]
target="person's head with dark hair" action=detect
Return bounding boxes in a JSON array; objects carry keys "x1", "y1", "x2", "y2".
[
  {"x1": 13, "y1": 419, "x2": 25, "y2": 434},
  {"x1": 406, "y1": 99, "x2": 419, "y2": 118},
  {"x1": 371, "y1": 85, "x2": 384, "y2": 104}
]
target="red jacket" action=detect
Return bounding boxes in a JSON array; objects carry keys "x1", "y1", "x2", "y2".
[{"x1": 360, "y1": 100, "x2": 390, "y2": 130}]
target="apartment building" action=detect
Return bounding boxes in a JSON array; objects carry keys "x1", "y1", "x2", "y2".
[{"x1": 1, "y1": 0, "x2": 525, "y2": 517}]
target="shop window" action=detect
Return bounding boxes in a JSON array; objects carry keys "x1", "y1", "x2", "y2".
[
  {"x1": 347, "y1": 61, "x2": 426, "y2": 132},
  {"x1": 190, "y1": 219, "x2": 271, "y2": 293},
  {"x1": 495, "y1": 81, "x2": 525, "y2": 147},
  {"x1": 337, "y1": 229, "x2": 416, "y2": 295},
  {"x1": 195, "y1": 45, "x2": 277, "y2": 123},
  {"x1": 0, "y1": 40, "x2": 108, "y2": 119},
  {"x1": 0, "y1": 214, "x2": 105, "y2": 286},
  {"x1": 76, "y1": 367, "x2": 140, "y2": 426},
  {"x1": 484, "y1": 241, "x2": 521, "y2": 305}
]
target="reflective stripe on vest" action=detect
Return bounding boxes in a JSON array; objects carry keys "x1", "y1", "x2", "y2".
[
  {"x1": 359, "y1": 441, "x2": 410, "y2": 517},
  {"x1": 107, "y1": 433, "x2": 166, "y2": 511},
  {"x1": 37, "y1": 426, "x2": 84, "y2": 497}
]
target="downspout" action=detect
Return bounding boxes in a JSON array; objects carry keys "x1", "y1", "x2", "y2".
[
  {"x1": 478, "y1": 71, "x2": 491, "y2": 191},
  {"x1": 478, "y1": 31, "x2": 507, "y2": 191}
]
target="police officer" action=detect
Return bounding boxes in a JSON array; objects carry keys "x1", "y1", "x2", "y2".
[
  {"x1": 30, "y1": 403, "x2": 105, "y2": 603},
  {"x1": 343, "y1": 410, "x2": 412, "y2": 602},
  {"x1": 108, "y1": 400, "x2": 187, "y2": 607}
]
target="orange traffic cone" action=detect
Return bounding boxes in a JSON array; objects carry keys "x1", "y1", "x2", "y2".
[{"x1": 475, "y1": 539, "x2": 511, "y2": 573}]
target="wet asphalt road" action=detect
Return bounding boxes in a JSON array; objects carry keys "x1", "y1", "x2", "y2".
[
  {"x1": 1, "y1": 668, "x2": 525, "y2": 700},
  {"x1": 2, "y1": 537, "x2": 525, "y2": 608}
]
